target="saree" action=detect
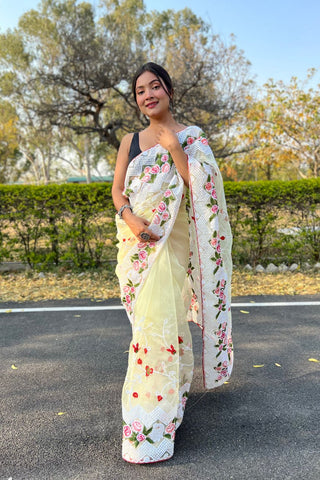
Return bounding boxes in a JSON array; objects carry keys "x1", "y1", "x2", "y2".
[{"x1": 115, "y1": 125, "x2": 233, "y2": 463}]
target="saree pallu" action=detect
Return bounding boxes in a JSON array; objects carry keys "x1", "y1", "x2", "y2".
[{"x1": 115, "y1": 125, "x2": 233, "y2": 463}]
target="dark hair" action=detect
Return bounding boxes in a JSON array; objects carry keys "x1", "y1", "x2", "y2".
[{"x1": 132, "y1": 62, "x2": 174, "y2": 107}]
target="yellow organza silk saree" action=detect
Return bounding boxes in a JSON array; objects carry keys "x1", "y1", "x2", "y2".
[{"x1": 115, "y1": 126, "x2": 233, "y2": 463}]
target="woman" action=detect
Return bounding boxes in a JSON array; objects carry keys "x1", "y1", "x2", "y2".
[{"x1": 112, "y1": 62, "x2": 233, "y2": 464}]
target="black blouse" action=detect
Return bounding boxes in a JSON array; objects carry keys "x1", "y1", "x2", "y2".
[{"x1": 128, "y1": 132, "x2": 142, "y2": 163}]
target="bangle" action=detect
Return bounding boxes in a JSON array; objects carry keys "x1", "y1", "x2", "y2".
[{"x1": 118, "y1": 204, "x2": 133, "y2": 219}]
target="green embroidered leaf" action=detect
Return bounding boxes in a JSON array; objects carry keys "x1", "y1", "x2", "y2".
[
  {"x1": 146, "y1": 437, "x2": 155, "y2": 444},
  {"x1": 144, "y1": 427, "x2": 153, "y2": 435},
  {"x1": 216, "y1": 350, "x2": 222, "y2": 358},
  {"x1": 163, "y1": 434, "x2": 172, "y2": 439}
]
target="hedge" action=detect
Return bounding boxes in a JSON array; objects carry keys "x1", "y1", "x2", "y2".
[{"x1": 0, "y1": 179, "x2": 319, "y2": 270}]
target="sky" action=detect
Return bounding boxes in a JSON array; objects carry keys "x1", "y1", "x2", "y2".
[{"x1": 1, "y1": 0, "x2": 319, "y2": 87}]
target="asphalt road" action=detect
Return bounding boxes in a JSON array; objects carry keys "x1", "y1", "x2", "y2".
[{"x1": 0, "y1": 295, "x2": 319, "y2": 480}]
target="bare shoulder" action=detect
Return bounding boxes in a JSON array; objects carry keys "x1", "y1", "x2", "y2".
[{"x1": 119, "y1": 132, "x2": 134, "y2": 150}]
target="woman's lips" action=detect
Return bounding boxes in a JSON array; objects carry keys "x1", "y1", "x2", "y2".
[{"x1": 146, "y1": 102, "x2": 158, "y2": 109}]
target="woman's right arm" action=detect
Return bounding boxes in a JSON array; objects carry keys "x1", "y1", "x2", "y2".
[{"x1": 112, "y1": 134, "x2": 160, "y2": 242}]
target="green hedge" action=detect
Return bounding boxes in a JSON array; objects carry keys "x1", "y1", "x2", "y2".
[{"x1": 0, "y1": 179, "x2": 319, "y2": 269}]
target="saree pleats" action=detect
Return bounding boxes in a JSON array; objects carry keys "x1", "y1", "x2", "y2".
[{"x1": 121, "y1": 201, "x2": 194, "y2": 463}]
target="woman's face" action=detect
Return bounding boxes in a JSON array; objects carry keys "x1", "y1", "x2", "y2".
[{"x1": 135, "y1": 71, "x2": 171, "y2": 118}]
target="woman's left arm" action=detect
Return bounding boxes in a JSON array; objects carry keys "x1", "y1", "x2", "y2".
[{"x1": 156, "y1": 127, "x2": 189, "y2": 186}]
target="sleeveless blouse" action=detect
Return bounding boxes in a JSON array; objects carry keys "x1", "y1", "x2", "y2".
[{"x1": 128, "y1": 132, "x2": 142, "y2": 163}]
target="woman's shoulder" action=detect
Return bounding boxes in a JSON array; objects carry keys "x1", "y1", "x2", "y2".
[{"x1": 180, "y1": 125, "x2": 204, "y2": 136}]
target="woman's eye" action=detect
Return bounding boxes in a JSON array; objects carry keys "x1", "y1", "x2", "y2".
[
  {"x1": 137, "y1": 91, "x2": 144, "y2": 95},
  {"x1": 153, "y1": 85, "x2": 160, "y2": 90}
]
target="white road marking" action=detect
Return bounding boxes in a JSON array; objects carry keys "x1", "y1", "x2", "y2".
[{"x1": 0, "y1": 301, "x2": 319, "y2": 313}]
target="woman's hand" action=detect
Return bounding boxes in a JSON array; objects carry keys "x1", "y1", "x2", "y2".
[
  {"x1": 122, "y1": 209, "x2": 161, "y2": 242},
  {"x1": 156, "y1": 126, "x2": 180, "y2": 153}
]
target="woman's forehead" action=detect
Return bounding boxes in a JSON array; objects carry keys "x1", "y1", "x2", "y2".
[{"x1": 136, "y1": 71, "x2": 160, "y2": 89}]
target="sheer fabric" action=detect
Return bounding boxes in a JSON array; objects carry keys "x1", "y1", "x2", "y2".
[{"x1": 115, "y1": 125, "x2": 233, "y2": 463}]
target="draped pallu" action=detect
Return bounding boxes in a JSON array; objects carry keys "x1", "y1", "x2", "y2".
[{"x1": 115, "y1": 125, "x2": 233, "y2": 463}]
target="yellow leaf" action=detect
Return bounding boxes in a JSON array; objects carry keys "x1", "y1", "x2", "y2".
[
  {"x1": 11, "y1": 364, "x2": 18, "y2": 369},
  {"x1": 57, "y1": 412, "x2": 67, "y2": 416},
  {"x1": 240, "y1": 310, "x2": 249, "y2": 314},
  {"x1": 308, "y1": 358, "x2": 319, "y2": 363},
  {"x1": 253, "y1": 364, "x2": 264, "y2": 368},
  {"x1": 275, "y1": 363, "x2": 281, "y2": 367}
]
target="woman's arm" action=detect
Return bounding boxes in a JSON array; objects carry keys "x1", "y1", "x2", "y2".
[{"x1": 112, "y1": 134, "x2": 160, "y2": 242}]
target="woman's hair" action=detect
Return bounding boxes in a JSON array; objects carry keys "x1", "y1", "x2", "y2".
[{"x1": 132, "y1": 62, "x2": 174, "y2": 107}]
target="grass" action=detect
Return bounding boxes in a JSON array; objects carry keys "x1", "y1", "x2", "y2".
[{"x1": 0, "y1": 268, "x2": 319, "y2": 302}]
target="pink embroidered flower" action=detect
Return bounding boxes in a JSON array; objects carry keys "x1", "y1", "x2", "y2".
[
  {"x1": 149, "y1": 242, "x2": 155, "y2": 248},
  {"x1": 211, "y1": 238, "x2": 218, "y2": 246},
  {"x1": 142, "y1": 174, "x2": 151, "y2": 183},
  {"x1": 151, "y1": 164, "x2": 160, "y2": 174},
  {"x1": 168, "y1": 388, "x2": 175, "y2": 394},
  {"x1": 144, "y1": 166, "x2": 151, "y2": 174},
  {"x1": 211, "y1": 205, "x2": 219, "y2": 214},
  {"x1": 161, "y1": 163, "x2": 170, "y2": 173},
  {"x1": 138, "y1": 250, "x2": 147, "y2": 262},
  {"x1": 221, "y1": 279, "x2": 226, "y2": 288},
  {"x1": 165, "y1": 423, "x2": 175, "y2": 434},
  {"x1": 158, "y1": 201, "x2": 166, "y2": 213},
  {"x1": 223, "y1": 360, "x2": 228, "y2": 367},
  {"x1": 132, "y1": 420, "x2": 143, "y2": 432},
  {"x1": 164, "y1": 189, "x2": 172, "y2": 197},
  {"x1": 136, "y1": 433, "x2": 146, "y2": 442},
  {"x1": 162, "y1": 211, "x2": 169, "y2": 221},
  {"x1": 141, "y1": 261, "x2": 147, "y2": 269},
  {"x1": 228, "y1": 347, "x2": 232, "y2": 353},
  {"x1": 130, "y1": 286, "x2": 135, "y2": 293},
  {"x1": 211, "y1": 189, "x2": 217, "y2": 199},
  {"x1": 222, "y1": 322, "x2": 227, "y2": 329},
  {"x1": 153, "y1": 213, "x2": 161, "y2": 225},
  {"x1": 137, "y1": 242, "x2": 145, "y2": 248},
  {"x1": 161, "y1": 154, "x2": 169, "y2": 162},
  {"x1": 219, "y1": 291, "x2": 225, "y2": 299},
  {"x1": 216, "y1": 259, "x2": 222, "y2": 266},
  {"x1": 187, "y1": 137, "x2": 195, "y2": 145},
  {"x1": 123, "y1": 425, "x2": 132, "y2": 438},
  {"x1": 201, "y1": 137, "x2": 209, "y2": 145},
  {"x1": 125, "y1": 294, "x2": 131, "y2": 304},
  {"x1": 228, "y1": 338, "x2": 233, "y2": 345},
  {"x1": 215, "y1": 287, "x2": 220, "y2": 295},
  {"x1": 205, "y1": 182, "x2": 213, "y2": 191},
  {"x1": 218, "y1": 304, "x2": 223, "y2": 311},
  {"x1": 133, "y1": 260, "x2": 140, "y2": 271},
  {"x1": 123, "y1": 285, "x2": 130, "y2": 293},
  {"x1": 182, "y1": 396, "x2": 187, "y2": 407}
]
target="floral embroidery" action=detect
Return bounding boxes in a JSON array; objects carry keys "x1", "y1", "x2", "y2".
[
  {"x1": 166, "y1": 344, "x2": 176, "y2": 355},
  {"x1": 178, "y1": 336, "x2": 183, "y2": 344},
  {"x1": 145, "y1": 365, "x2": 154, "y2": 376},
  {"x1": 132, "y1": 343, "x2": 140, "y2": 353},
  {"x1": 122, "y1": 421, "x2": 154, "y2": 447}
]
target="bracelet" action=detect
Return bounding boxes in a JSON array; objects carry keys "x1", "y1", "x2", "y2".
[{"x1": 118, "y1": 204, "x2": 133, "y2": 219}]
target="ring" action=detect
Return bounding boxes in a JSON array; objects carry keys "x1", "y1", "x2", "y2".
[{"x1": 140, "y1": 232, "x2": 151, "y2": 241}]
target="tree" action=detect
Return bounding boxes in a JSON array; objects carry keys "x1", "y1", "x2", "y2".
[
  {"x1": 0, "y1": 0, "x2": 253, "y2": 183},
  {"x1": 233, "y1": 71, "x2": 320, "y2": 181},
  {"x1": 0, "y1": 101, "x2": 22, "y2": 183}
]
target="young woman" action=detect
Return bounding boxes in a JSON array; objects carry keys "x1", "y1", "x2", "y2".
[{"x1": 112, "y1": 62, "x2": 233, "y2": 464}]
